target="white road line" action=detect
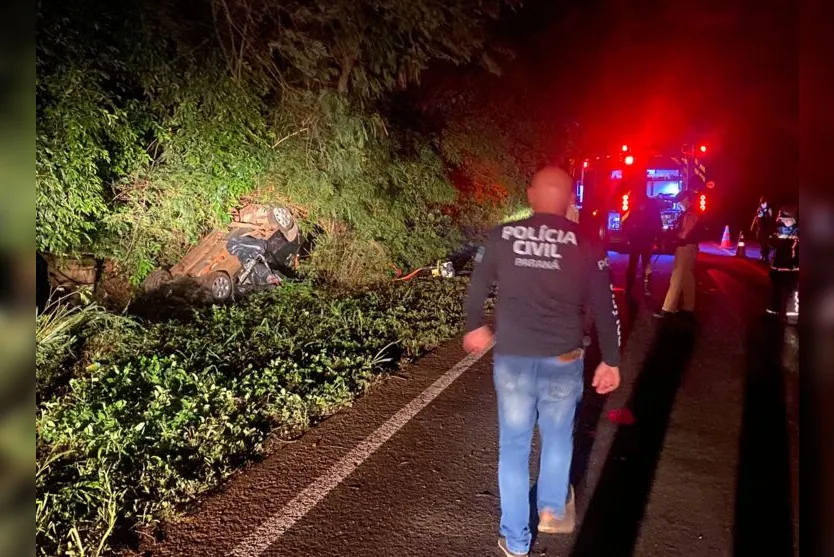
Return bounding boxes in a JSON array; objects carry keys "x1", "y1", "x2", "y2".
[{"x1": 228, "y1": 342, "x2": 494, "y2": 557}]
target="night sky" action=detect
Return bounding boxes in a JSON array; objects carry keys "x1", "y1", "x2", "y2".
[{"x1": 500, "y1": 0, "x2": 797, "y2": 228}]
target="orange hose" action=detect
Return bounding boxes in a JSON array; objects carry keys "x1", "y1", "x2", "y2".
[{"x1": 392, "y1": 267, "x2": 425, "y2": 282}]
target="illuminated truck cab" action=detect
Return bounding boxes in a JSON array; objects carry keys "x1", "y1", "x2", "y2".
[{"x1": 576, "y1": 154, "x2": 707, "y2": 254}]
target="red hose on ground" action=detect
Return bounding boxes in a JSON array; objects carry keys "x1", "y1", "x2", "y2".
[{"x1": 392, "y1": 267, "x2": 425, "y2": 282}]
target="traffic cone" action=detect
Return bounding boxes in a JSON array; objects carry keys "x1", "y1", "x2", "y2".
[
  {"x1": 720, "y1": 225, "x2": 731, "y2": 248},
  {"x1": 735, "y1": 231, "x2": 747, "y2": 258}
]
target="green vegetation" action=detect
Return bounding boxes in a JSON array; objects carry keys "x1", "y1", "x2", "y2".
[
  {"x1": 36, "y1": 0, "x2": 537, "y2": 284},
  {"x1": 36, "y1": 290, "x2": 137, "y2": 401},
  {"x1": 36, "y1": 279, "x2": 480, "y2": 556},
  {"x1": 34, "y1": 0, "x2": 565, "y2": 554}
]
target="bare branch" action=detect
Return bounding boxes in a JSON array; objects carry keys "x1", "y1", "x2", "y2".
[{"x1": 271, "y1": 127, "x2": 309, "y2": 149}]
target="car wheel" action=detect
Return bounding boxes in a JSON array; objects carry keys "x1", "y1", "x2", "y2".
[
  {"x1": 204, "y1": 271, "x2": 233, "y2": 303},
  {"x1": 142, "y1": 269, "x2": 172, "y2": 293},
  {"x1": 267, "y1": 206, "x2": 294, "y2": 231}
]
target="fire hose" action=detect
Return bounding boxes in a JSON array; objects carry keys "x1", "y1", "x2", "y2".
[
  {"x1": 392, "y1": 267, "x2": 426, "y2": 282},
  {"x1": 392, "y1": 260, "x2": 455, "y2": 282}
]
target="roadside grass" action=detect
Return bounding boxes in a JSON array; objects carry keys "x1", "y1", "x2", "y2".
[{"x1": 36, "y1": 278, "x2": 474, "y2": 556}]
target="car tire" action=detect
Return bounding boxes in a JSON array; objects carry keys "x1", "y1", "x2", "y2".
[
  {"x1": 142, "y1": 269, "x2": 172, "y2": 293},
  {"x1": 204, "y1": 271, "x2": 233, "y2": 303},
  {"x1": 267, "y1": 206, "x2": 294, "y2": 231}
]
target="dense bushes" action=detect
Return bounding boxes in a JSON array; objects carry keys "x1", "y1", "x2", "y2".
[
  {"x1": 36, "y1": 291, "x2": 136, "y2": 401},
  {"x1": 35, "y1": 0, "x2": 528, "y2": 285},
  {"x1": 34, "y1": 1, "x2": 577, "y2": 555},
  {"x1": 36, "y1": 279, "x2": 475, "y2": 556}
]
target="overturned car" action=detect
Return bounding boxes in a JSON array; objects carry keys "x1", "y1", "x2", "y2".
[{"x1": 142, "y1": 204, "x2": 301, "y2": 302}]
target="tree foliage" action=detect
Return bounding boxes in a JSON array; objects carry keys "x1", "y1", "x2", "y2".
[
  {"x1": 210, "y1": 0, "x2": 519, "y2": 96},
  {"x1": 36, "y1": 0, "x2": 560, "y2": 286},
  {"x1": 415, "y1": 60, "x2": 574, "y2": 216}
]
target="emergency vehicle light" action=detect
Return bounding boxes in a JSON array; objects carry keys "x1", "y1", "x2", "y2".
[
  {"x1": 624, "y1": 155, "x2": 634, "y2": 165},
  {"x1": 699, "y1": 145, "x2": 707, "y2": 153},
  {"x1": 621, "y1": 194, "x2": 629, "y2": 212},
  {"x1": 699, "y1": 194, "x2": 706, "y2": 211},
  {"x1": 621, "y1": 144, "x2": 629, "y2": 152}
]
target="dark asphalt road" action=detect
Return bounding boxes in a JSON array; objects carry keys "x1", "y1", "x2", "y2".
[{"x1": 140, "y1": 245, "x2": 799, "y2": 557}]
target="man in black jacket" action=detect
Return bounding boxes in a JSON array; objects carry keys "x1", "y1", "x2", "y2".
[
  {"x1": 623, "y1": 186, "x2": 663, "y2": 296},
  {"x1": 463, "y1": 166, "x2": 621, "y2": 557}
]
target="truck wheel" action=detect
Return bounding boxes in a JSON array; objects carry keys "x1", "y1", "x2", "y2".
[
  {"x1": 204, "y1": 271, "x2": 233, "y2": 303},
  {"x1": 143, "y1": 269, "x2": 172, "y2": 293}
]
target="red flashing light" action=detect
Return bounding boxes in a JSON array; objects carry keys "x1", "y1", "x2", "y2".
[
  {"x1": 583, "y1": 160, "x2": 589, "y2": 168},
  {"x1": 699, "y1": 194, "x2": 707, "y2": 211},
  {"x1": 621, "y1": 144, "x2": 629, "y2": 152},
  {"x1": 699, "y1": 145, "x2": 707, "y2": 153},
  {"x1": 621, "y1": 194, "x2": 629, "y2": 212},
  {"x1": 624, "y1": 155, "x2": 635, "y2": 165}
]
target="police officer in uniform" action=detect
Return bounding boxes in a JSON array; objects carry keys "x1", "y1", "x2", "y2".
[
  {"x1": 751, "y1": 195, "x2": 775, "y2": 263},
  {"x1": 766, "y1": 205, "x2": 799, "y2": 318}
]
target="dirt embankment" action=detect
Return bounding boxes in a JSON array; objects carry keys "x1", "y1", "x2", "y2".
[{"x1": 39, "y1": 254, "x2": 220, "y2": 322}]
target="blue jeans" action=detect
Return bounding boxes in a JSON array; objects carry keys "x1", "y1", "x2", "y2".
[{"x1": 493, "y1": 354, "x2": 584, "y2": 554}]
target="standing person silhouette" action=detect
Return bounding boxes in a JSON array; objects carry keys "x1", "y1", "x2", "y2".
[
  {"x1": 655, "y1": 190, "x2": 702, "y2": 320},
  {"x1": 766, "y1": 205, "x2": 799, "y2": 318},
  {"x1": 751, "y1": 195, "x2": 775, "y2": 263},
  {"x1": 464, "y1": 166, "x2": 622, "y2": 557},
  {"x1": 622, "y1": 184, "x2": 662, "y2": 296}
]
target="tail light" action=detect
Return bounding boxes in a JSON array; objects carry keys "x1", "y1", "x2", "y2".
[
  {"x1": 621, "y1": 194, "x2": 629, "y2": 212},
  {"x1": 699, "y1": 194, "x2": 706, "y2": 211}
]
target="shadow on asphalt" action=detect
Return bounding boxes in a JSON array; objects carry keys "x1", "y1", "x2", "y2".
[
  {"x1": 569, "y1": 318, "x2": 698, "y2": 557},
  {"x1": 732, "y1": 315, "x2": 794, "y2": 556},
  {"x1": 571, "y1": 290, "x2": 643, "y2": 501}
]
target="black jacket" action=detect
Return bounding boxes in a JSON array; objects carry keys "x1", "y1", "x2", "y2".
[
  {"x1": 465, "y1": 213, "x2": 621, "y2": 366},
  {"x1": 624, "y1": 198, "x2": 663, "y2": 244}
]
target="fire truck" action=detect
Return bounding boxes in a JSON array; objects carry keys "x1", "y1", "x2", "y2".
[{"x1": 573, "y1": 144, "x2": 714, "y2": 253}]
